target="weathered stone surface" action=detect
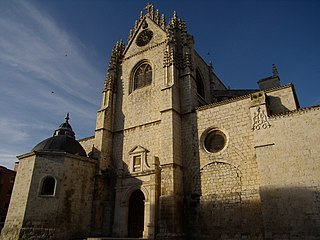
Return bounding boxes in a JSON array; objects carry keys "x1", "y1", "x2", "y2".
[{"x1": 2, "y1": 3, "x2": 320, "y2": 240}]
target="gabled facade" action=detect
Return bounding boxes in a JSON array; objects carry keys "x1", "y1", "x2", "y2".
[
  {"x1": 1, "y1": 3, "x2": 320, "y2": 240},
  {"x1": 89, "y1": 4, "x2": 229, "y2": 239}
]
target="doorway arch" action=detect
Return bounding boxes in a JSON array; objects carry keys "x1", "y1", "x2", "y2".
[{"x1": 128, "y1": 189, "x2": 145, "y2": 237}]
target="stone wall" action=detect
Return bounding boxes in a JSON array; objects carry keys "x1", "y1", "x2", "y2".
[
  {"x1": 113, "y1": 121, "x2": 162, "y2": 172},
  {"x1": 266, "y1": 84, "x2": 298, "y2": 114},
  {"x1": 188, "y1": 96, "x2": 264, "y2": 239},
  {"x1": 56, "y1": 154, "x2": 96, "y2": 239},
  {"x1": 255, "y1": 105, "x2": 320, "y2": 239},
  {"x1": 110, "y1": 15, "x2": 197, "y2": 238},
  {"x1": 162, "y1": 84, "x2": 319, "y2": 239},
  {"x1": 1, "y1": 152, "x2": 96, "y2": 240},
  {"x1": 114, "y1": 18, "x2": 167, "y2": 132},
  {"x1": 0, "y1": 154, "x2": 36, "y2": 240},
  {"x1": 79, "y1": 136, "x2": 95, "y2": 157}
]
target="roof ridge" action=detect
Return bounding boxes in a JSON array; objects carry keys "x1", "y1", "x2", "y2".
[
  {"x1": 197, "y1": 84, "x2": 294, "y2": 111},
  {"x1": 270, "y1": 104, "x2": 320, "y2": 119}
]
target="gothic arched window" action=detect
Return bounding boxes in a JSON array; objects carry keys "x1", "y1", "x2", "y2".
[
  {"x1": 40, "y1": 176, "x2": 56, "y2": 196},
  {"x1": 132, "y1": 62, "x2": 152, "y2": 91},
  {"x1": 196, "y1": 69, "x2": 205, "y2": 99}
]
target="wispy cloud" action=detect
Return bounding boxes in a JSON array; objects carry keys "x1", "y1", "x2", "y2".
[
  {"x1": 0, "y1": 1, "x2": 105, "y2": 168},
  {"x1": 0, "y1": 150, "x2": 19, "y2": 169},
  {"x1": 0, "y1": 117, "x2": 55, "y2": 168},
  {"x1": 0, "y1": 119, "x2": 31, "y2": 144},
  {"x1": 0, "y1": 1, "x2": 102, "y2": 104}
]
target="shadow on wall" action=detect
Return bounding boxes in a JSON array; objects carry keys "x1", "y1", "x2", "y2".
[
  {"x1": 185, "y1": 186, "x2": 320, "y2": 240},
  {"x1": 267, "y1": 96, "x2": 290, "y2": 115},
  {"x1": 260, "y1": 186, "x2": 320, "y2": 239},
  {"x1": 181, "y1": 111, "x2": 264, "y2": 239},
  {"x1": 88, "y1": 65, "x2": 126, "y2": 237}
]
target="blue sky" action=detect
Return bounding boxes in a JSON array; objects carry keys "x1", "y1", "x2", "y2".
[{"x1": 0, "y1": 0, "x2": 319, "y2": 169}]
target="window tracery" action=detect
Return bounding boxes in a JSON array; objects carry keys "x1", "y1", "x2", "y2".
[{"x1": 132, "y1": 62, "x2": 152, "y2": 92}]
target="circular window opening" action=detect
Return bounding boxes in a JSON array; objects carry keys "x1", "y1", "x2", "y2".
[{"x1": 204, "y1": 130, "x2": 227, "y2": 153}]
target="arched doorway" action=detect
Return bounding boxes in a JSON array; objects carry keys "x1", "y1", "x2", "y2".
[{"x1": 128, "y1": 189, "x2": 145, "y2": 237}]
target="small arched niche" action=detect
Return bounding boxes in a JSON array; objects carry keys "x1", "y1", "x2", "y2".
[{"x1": 39, "y1": 176, "x2": 56, "y2": 196}]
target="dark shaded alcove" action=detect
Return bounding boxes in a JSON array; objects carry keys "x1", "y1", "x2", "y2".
[{"x1": 128, "y1": 189, "x2": 145, "y2": 237}]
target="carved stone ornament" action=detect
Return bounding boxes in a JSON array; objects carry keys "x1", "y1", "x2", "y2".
[
  {"x1": 163, "y1": 47, "x2": 175, "y2": 67},
  {"x1": 127, "y1": 3, "x2": 165, "y2": 42},
  {"x1": 103, "y1": 41, "x2": 125, "y2": 91},
  {"x1": 128, "y1": 145, "x2": 153, "y2": 173},
  {"x1": 252, "y1": 107, "x2": 271, "y2": 130},
  {"x1": 136, "y1": 29, "x2": 154, "y2": 47}
]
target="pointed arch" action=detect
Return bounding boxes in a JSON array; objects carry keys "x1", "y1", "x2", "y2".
[
  {"x1": 196, "y1": 69, "x2": 205, "y2": 99},
  {"x1": 130, "y1": 60, "x2": 152, "y2": 93}
]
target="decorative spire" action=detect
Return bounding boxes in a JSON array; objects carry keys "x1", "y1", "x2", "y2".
[
  {"x1": 209, "y1": 61, "x2": 214, "y2": 70},
  {"x1": 145, "y1": 2, "x2": 154, "y2": 17},
  {"x1": 104, "y1": 41, "x2": 125, "y2": 91},
  {"x1": 155, "y1": 9, "x2": 160, "y2": 24},
  {"x1": 127, "y1": 3, "x2": 166, "y2": 43},
  {"x1": 160, "y1": 14, "x2": 166, "y2": 29},
  {"x1": 164, "y1": 9, "x2": 194, "y2": 71},
  {"x1": 185, "y1": 51, "x2": 192, "y2": 69},
  {"x1": 173, "y1": 11, "x2": 177, "y2": 20},
  {"x1": 272, "y1": 64, "x2": 278, "y2": 77},
  {"x1": 167, "y1": 10, "x2": 183, "y2": 40},
  {"x1": 65, "y1": 112, "x2": 69, "y2": 122},
  {"x1": 53, "y1": 113, "x2": 75, "y2": 138}
]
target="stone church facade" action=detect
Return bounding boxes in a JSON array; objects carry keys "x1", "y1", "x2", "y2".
[{"x1": 1, "y1": 3, "x2": 320, "y2": 240}]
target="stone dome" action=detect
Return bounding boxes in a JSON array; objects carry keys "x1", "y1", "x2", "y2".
[{"x1": 32, "y1": 113, "x2": 87, "y2": 157}]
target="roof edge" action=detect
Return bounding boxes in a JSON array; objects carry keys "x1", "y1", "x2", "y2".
[{"x1": 197, "y1": 84, "x2": 294, "y2": 111}]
